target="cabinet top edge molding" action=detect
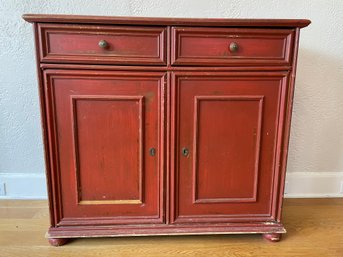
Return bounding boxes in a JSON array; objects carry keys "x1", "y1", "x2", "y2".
[{"x1": 22, "y1": 14, "x2": 311, "y2": 28}]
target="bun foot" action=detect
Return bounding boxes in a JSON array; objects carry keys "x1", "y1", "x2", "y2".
[
  {"x1": 262, "y1": 233, "x2": 282, "y2": 242},
  {"x1": 48, "y1": 238, "x2": 69, "y2": 246}
]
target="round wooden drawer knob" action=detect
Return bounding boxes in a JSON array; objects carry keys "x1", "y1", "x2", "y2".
[
  {"x1": 98, "y1": 39, "x2": 109, "y2": 49},
  {"x1": 229, "y1": 42, "x2": 239, "y2": 53}
]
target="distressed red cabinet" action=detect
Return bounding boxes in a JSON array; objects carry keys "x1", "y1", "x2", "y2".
[{"x1": 23, "y1": 14, "x2": 310, "y2": 245}]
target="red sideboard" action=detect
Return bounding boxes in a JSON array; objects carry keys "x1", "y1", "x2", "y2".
[{"x1": 23, "y1": 14, "x2": 310, "y2": 246}]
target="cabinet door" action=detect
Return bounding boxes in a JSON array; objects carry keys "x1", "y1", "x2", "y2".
[
  {"x1": 44, "y1": 70, "x2": 165, "y2": 226},
  {"x1": 171, "y1": 72, "x2": 288, "y2": 223}
]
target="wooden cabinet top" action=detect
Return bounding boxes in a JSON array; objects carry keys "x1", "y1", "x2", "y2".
[{"x1": 22, "y1": 14, "x2": 311, "y2": 28}]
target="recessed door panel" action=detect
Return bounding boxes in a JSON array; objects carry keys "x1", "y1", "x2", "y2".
[
  {"x1": 194, "y1": 96, "x2": 263, "y2": 203},
  {"x1": 73, "y1": 96, "x2": 144, "y2": 205},
  {"x1": 171, "y1": 72, "x2": 288, "y2": 223},
  {"x1": 44, "y1": 70, "x2": 165, "y2": 225}
]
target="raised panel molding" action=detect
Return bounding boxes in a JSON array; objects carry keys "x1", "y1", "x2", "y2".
[
  {"x1": 43, "y1": 70, "x2": 165, "y2": 227},
  {"x1": 171, "y1": 72, "x2": 286, "y2": 224},
  {"x1": 71, "y1": 95, "x2": 145, "y2": 205},
  {"x1": 192, "y1": 96, "x2": 264, "y2": 204}
]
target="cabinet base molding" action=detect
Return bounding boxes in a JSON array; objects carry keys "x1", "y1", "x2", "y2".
[{"x1": 47, "y1": 223, "x2": 286, "y2": 240}]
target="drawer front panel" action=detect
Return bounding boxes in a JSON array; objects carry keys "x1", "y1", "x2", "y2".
[
  {"x1": 38, "y1": 24, "x2": 166, "y2": 65},
  {"x1": 172, "y1": 27, "x2": 294, "y2": 66}
]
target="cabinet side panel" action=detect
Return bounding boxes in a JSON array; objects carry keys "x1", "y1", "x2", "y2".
[
  {"x1": 276, "y1": 28, "x2": 301, "y2": 222},
  {"x1": 35, "y1": 23, "x2": 60, "y2": 227}
]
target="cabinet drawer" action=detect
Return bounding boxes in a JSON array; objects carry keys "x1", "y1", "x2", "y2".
[
  {"x1": 171, "y1": 27, "x2": 294, "y2": 66},
  {"x1": 38, "y1": 24, "x2": 166, "y2": 65}
]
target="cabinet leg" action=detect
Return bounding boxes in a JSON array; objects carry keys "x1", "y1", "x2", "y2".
[
  {"x1": 262, "y1": 233, "x2": 282, "y2": 242},
  {"x1": 48, "y1": 238, "x2": 69, "y2": 246}
]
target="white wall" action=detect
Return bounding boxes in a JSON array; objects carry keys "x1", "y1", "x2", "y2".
[{"x1": 0, "y1": 0, "x2": 342, "y2": 198}]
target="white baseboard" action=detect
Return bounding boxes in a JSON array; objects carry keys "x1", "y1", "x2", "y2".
[
  {"x1": 0, "y1": 172, "x2": 342, "y2": 199},
  {"x1": 284, "y1": 172, "x2": 343, "y2": 198},
  {"x1": 0, "y1": 173, "x2": 47, "y2": 199}
]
